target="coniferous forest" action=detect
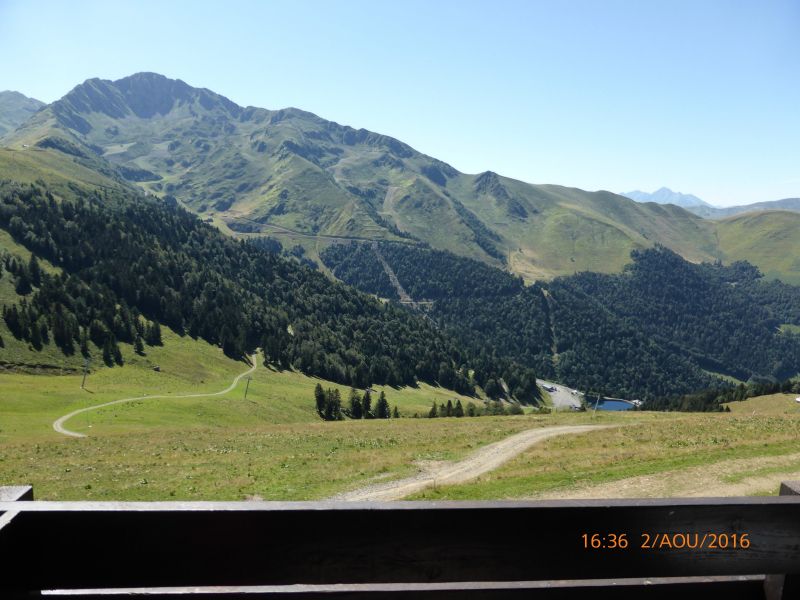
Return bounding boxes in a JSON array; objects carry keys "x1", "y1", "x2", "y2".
[
  {"x1": 321, "y1": 241, "x2": 800, "y2": 403},
  {"x1": 0, "y1": 181, "x2": 542, "y2": 398},
  {"x1": 4, "y1": 177, "x2": 800, "y2": 409}
]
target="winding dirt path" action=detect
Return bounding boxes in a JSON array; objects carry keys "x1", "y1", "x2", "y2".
[
  {"x1": 52, "y1": 354, "x2": 258, "y2": 438},
  {"x1": 333, "y1": 424, "x2": 608, "y2": 501}
]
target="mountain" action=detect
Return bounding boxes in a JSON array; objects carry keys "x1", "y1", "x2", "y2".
[
  {"x1": 321, "y1": 241, "x2": 800, "y2": 399},
  {"x1": 0, "y1": 91, "x2": 44, "y2": 138},
  {"x1": 622, "y1": 187, "x2": 712, "y2": 209},
  {"x1": 0, "y1": 73, "x2": 720, "y2": 277},
  {"x1": 2, "y1": 73, "x2": 798, "y2": 283},
  {"x1": 0, "y1": 173, "x2": 535, "y2": 401},
  {"x1": 686, "y1": 198, "x2": 800, "y2": 219},
  {"x1": 624, "y1": 188, "x2": 800, "y2": 220}
]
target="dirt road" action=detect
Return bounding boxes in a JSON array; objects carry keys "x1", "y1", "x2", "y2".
[
  {"x1": 333, "y1": 424, "x2": 607, "y2": 501},
  {"x1": 52, "y1": 354, "x2": 258, "y2": 438}
]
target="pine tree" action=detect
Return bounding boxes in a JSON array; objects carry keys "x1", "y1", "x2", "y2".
[
  {"x1": 134, "y1": 334, "x2": 145, "y2": 355},
  {"x1": 28, "y1": 255, "x2": 41, "y2": 287},
  {"x1": 15, "y1": 270, "x2": 32, "y2": 295},
  {"x1": 323, "y1": 389, "x2": 343, "y2": 421},
  {"x1": 446, "y1": 399, "x2": 454, "y2": 417},
  {"x1": 376, "y1": 391, "x2": 390, "y2": 419},
  {"x1": 102, "y1": 337, "x2": 114, "y2": 366},
  {"x1": 113, "y1": 339, "x2": 123, "y2": 365},
  {"x1": 348, "y1": 388, "x2": 363, "y2": 419},
  {"x1": 29, "y1": 320, "x2": 43, "y2": 350},
  {"x1": 314, "y1": 383, "x2": 326, "y2": 417},
  {"x1": 428, "y1": 402, "x2": 438, "y2": 418},
  {"x1": 362, "y1": 390, "x2": 373, "y2": 419},
  {"x1": 392, "y1": 405, "x2": 399, "y2": 419},
  {"x1": 455, "y1": 399, "x2": 464, "y2": 417},
  {"x1": 79, "y1": 327, "x2": 89, "y2": 357},
  {"x1": 145, "y1": 321, "x2": 162, "y2": 346}
]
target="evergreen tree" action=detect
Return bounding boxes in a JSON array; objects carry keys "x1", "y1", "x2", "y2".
[
  {"x1": 484, "y1": 379, "x2": 500, "y2": 399},
  {"x1": 375, "y1": 391, "x2": 390, "y2": 419},
  {"x1": 445, "y1": 399, "x2": 454, "y2": 417},
  {"x1": 323, "y1": 388, "x2": 343, "y2": 421},
  {"x1": 134, "y1": 334, "x2": 145, "y2": 355},
  {"x1": 28, "y1": 255, "x2": 41, "y2": 287},
  {"x1": 428, "y1": 402, "x2": 438, "y2": 418},
  {"x1": 314, "y1": 383, "x2": 326, "y2": 417},
  {"x1": 112, "y1": 337, "x2": 123, "y2": 365},
  {"x1": 455, "y1": 399, "x2": 464, "y2": 417},
  {"x1": 392, "y1": 405, "x2": 399, "y2": 418},
  {"x1": 79, "y1": 327, "x2": 89, "y2": 357},
  {"x1": 29, "y1": 319, "x2": 43, "y2": 350},
  {"x1": 145, "y1": 321, "x2": 162, "y2": 346},
  {"x1": 362, "y1": 390, "x2": 373, "y2": 419},
  {"x1": 348, "y1": 388, "x2": 363, "y2": 419},
  {"x1": 102, "y1": 337, "x2": 114, "y2": 366},
  {"x1": 15, "y1": 270, "x2": 32, "y2": 295}
]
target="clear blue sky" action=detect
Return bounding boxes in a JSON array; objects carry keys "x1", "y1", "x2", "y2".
[{"x1": 1, "y1": 0, "x2": 798, "y2": 206}]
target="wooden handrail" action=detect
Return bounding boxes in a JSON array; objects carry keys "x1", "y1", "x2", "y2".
[{"x1": 1, "y1": 484, "x2": 798, "y2": 599}]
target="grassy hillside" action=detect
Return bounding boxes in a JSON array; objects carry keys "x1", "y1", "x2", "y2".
[
  {"x1": 0, "y1": 147, "x2": 126, "y2": 195},
  {"x1": 716, "y1": 211, "x2": 800, "y2": 284},
  {"x1": 5, "y1": 72, "x2": 796, "y2": 281},
  {"x1": 408, "y1": 409, "x2": 800, "y2": 500}
]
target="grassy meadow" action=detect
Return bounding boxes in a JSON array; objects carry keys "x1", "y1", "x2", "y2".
[{"x1": 2, "y1": 325, "x2": 537, "y2": 500}]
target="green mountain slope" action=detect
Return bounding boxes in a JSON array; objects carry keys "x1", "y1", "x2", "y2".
[
  {"x1": 0, "y1": 91, "x2": 44, "y2": 138},
  {"x1": 322, "y1": 242, "x2": 800, "y2": 400},
  {"x1": 715, "y1": 211, "x2": 800, "y2": 284},
  {"x1": 0, "y1": 169, "x2": 545, "y2": 404},
  {"x1": 2, "y1": 73, "x2": 796, "y2": 281}
]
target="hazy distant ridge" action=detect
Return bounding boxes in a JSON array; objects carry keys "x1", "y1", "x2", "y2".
[
  {"x1": 622, "y1": 187, "x2": 712, "y2": 209},
  {"x1": 623, "y1": 186, "x2": 800, "y2": 219},
  {"x1": 0, "y1": 91, "x2": 44, "y2": 138}
]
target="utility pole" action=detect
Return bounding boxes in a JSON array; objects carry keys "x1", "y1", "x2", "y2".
[
  {"x1": 81, "y1": 357, "x2": 89, "y2": 390},
  {"x1": 244, "y1": 376, "x2": 252, "y2": 399}
]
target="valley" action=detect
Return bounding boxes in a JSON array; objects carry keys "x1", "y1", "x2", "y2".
[{"x1": 1, "y1": 72, "x2": 799, "y2": 504}]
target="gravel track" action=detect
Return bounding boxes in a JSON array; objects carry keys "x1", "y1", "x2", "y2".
[
  {"x1": 52, "y1": 354, "x2": 258, "y2": 438},
  {"x1": 333, "y1": 424, "x2": 608, "y2": 501}
]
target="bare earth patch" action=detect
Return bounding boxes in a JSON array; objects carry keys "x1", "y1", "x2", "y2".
[
  {"x1": 530, "y1": 452, "x2": 800, "y2": 499},
  {"x1": 333, "y1": 425, "x2": 608, "y2": 501}
]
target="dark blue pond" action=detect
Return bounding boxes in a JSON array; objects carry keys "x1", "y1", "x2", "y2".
[{"x1": 589, "y1": 399, "x2": 635, "y2": 411}]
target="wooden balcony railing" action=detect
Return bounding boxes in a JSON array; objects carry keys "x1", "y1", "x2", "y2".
[{"x1": 1, "y1": 483, "x2": 799, "y2": 599}]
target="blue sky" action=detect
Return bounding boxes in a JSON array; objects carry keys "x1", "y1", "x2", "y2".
[{"x1": 1, "y1": 0, "x2": 797, "y2": 206}]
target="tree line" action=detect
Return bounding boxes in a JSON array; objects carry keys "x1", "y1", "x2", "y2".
[
  {"x1": 321, "y1": 241, "x2": 800, "y2": 403},
  {"x1": 0, "y1": 181, "x2": 525, "y2": 396},
  {"x1": 314, "y1": 383, "x2": 396, "y2": 420}
]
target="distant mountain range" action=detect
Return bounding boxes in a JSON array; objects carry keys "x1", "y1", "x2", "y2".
[
  {"x1": 623, "y1": 187, "x2": 800, "y2": 220},
  {"x1": 0, "y1": 90, "x2": 44, "y2": 137},
  {"x1": 1, "y1": 73, "x2": 798, "y2": 283},
  {"x1": 622, "y1": 187, "x2": 712, "y2": 209},
  {"x1": 687, "y1": 198, "x2": 800, "y2": 219}
]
